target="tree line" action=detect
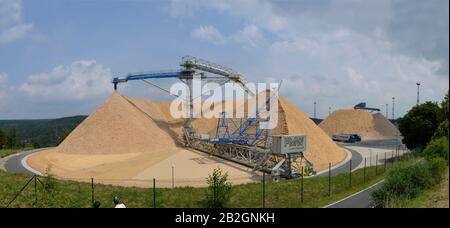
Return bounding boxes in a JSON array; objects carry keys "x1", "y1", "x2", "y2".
[
  {"x1": 0, "y1": 128, "x2": 17, "y2": 150},
  {"x1": 0, "y1": 116, "x2": 86, "y2": 149}
]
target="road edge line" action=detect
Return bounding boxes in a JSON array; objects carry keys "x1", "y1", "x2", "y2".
[
  {"x1": 22, "y1": 152, "x2": 46, "y2": 177},
  {"x1": 321, "y1": 179, "x2": 385, "y2": 208},
  {"x1": 312, "y1": 147, "x2": 353, "y2": 177}
]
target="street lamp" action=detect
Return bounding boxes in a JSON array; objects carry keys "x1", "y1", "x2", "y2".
[
  {"x1": 313, "y1": 102, "x2": 317, "y2": 119},
  {"x1": 392, "y1": 97, "x2": 395, "y2": 120},
  {"x1": 386, "y1": 104, "x2": 389, "y2": 118},
  {"x1": 416, "y1": 82, "x2": 421, "y2": 106}
]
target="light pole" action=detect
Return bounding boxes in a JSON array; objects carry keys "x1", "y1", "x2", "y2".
[
  {"x1": 392, "y1": 97, "x2": 395, "y2": 120},
  {"x1": 386, "y1": 104, "x2": 389, "y2": 118},
  {"x1": 314, "y1": 102, "x2": 317, "y2": 119},
  {"x1": 416, "y1": 82, "x2": 421, "y2": 106}
]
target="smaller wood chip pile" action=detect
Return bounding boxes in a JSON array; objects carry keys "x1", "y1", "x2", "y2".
[{"x1": 319, "y1": 109, "x2": 401, "y2": 140}]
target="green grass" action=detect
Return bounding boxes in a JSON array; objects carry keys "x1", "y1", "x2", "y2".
[
  {"x1": 0, "y1": 163, "x2": 388, "y2": 208},
  {"x1": 0, "y1": 148, "x2": 27, "y2": 158}
]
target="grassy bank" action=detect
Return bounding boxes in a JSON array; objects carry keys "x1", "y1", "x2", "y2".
[
  {"x1": 1, "y1": 164, "x2": 387, "y2": 208},
  {"x1": 389, "y1": 168, "x2": 449, "y2": 208},
  {"x1": 0, "y1": 148, "x2": 26, "y2": 158},
  {"x1": 372, "y1": 155, "x2": 448, "y2": 208}
]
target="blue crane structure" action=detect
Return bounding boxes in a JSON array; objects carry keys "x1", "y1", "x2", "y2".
[
  {"x1": 112, "y1": 56, "x2": 254, "y2": 146},
  {"x1": 353, "y1": 102, "x2": 381, "y2": 112},
  {"x1": 210, "y1": 81, "x2": 282, "y2": 148}
]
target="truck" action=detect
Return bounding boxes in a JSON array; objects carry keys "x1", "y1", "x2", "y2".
[{"x1": 331, "y1": 134, "x2": 361, "y2": 143}]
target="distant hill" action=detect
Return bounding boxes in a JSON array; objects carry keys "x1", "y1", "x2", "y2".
[{"x1": 0, "y1": 116, "x2": 87, "y2": 148}]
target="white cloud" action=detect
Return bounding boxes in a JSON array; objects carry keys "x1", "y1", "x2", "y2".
[
  {"x1": 259, "y1": 28, "x2": 447, "y2": 118},
  {"x1": 170, "y1": 0, "x2": 288, "y2": 31},
  {"x1": 0, "y1": 72, "x2": 9, "y2": 107},
  {"x1": 172, "y1": 0, "x2": 448, "y2": 118},
  {"x1": 0, "y1": 0, "x2": 33, "y2": 44},
  {"x1": 232, "y1": 25, "x2": 265, "y2": 47},
  {"x1": 20, "y1": 60, "x2": 113, "y2": 101},
  {"x1": 0, "y1": 72, "x2": 8, "y2": 84},
  {"x1": 0, "y1": 23, "x2": 32, "y2": 43},
  {"x1": 191, "y1": 24, "x2": 265, "y2": 47},
  {"x1": 191, "y1": 25, "x2": 225, "y2": 45}
]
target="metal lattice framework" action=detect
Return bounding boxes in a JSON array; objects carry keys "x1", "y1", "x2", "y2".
[{"x1": 111, "y1": 57, "x2": 314, "y2": 178}]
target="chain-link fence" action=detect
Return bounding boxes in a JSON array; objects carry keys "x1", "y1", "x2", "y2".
[{"x1": 2, "y1": 148, "x2": 411, "y2": 208}]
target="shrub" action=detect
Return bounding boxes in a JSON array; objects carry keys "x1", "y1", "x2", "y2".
[
  {"x1": 427, "y1": 157, "x2": 447, "y2": 185},
  {"x1": 422, "y1": 137, "x2": 449, "y2": 161},
  {"x1": 203, "y1": 168, "x2": 232, "y2": 208},
  {"x1": 372, "y1": 159, "x2": 434, "y2": 207},
  {"x1": 432, "y1": 120, "x2": 449, "y2": 140},
  {"x1": 372, "y1": 156, "x2": 448, "y2": 208}
]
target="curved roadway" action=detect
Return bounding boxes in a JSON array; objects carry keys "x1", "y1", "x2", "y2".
[
  {"x1": 2, "y1": 149, "x2": 46, "y2": 175},
  {"x1": 316, "y1": 146, "x2": 363, "y2": 177}
]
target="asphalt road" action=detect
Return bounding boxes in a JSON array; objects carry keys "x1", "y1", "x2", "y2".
[
  {"x1": 324, "y1": 181, "x2": 384, "y2": 208},
  {"x1": 351, "y1": 139, "x2": 406, "y2": 150},
  {"x1": 3, "y1": 149, "x2": 46, "y2": 175},
  {"x1": 317, "y1": 146, "x2": 363, "y2": 177}
]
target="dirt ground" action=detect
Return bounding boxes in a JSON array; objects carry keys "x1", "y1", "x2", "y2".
[{"x1": 28, "y1": 147, "x2": 261, "y2": 188}]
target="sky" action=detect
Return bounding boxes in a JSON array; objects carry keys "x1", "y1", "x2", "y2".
[{"x1": 0, "y1": 0, "x2": 448, "y2": 119}]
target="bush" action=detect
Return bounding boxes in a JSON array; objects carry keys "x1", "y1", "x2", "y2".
[
  {"x1": 432, "y1": 120, "x2": 449, "y2": 140},
  {"x1": 372, "y1": 159, "x2": 434, "y2": 207},
  {"x1": 372, "y1": 156, "x2": 448, "y2": 208},
  {"x1": 427, "y1": 157, "x2": 447, "y2": 185},
  {"x1": 422, "y1": 137, "x2": 449, "y2": 161},
  {"x1": 203, "y1": 168, "x2": 232, "y2": 208}
]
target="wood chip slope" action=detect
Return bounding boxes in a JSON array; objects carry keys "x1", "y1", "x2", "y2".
[{"x1": 319, "y1": 109, "x2": 401, "y2": 140}]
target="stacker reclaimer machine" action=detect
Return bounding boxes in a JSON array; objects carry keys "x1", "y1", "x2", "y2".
[{"x1": 112, "y1": 56, "x2": 315, "y2": 179}]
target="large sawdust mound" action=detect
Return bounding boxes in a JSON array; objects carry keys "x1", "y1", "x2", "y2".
[
  {"x1": 319, "y1": 109, "x2": 401, "y2": 140},
  {"x1": 56, "y1": 92, "x2": 177, "y2": 154}
]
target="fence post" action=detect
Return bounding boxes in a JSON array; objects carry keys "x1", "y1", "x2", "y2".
[
  {"x1": 376, "y1": 154, "x2": 378, "y2": 176},
  {"x1": 349, "y1": 160, "x2": 352, "y2": 187},
  {"x1": 391, "y1": 151, "x2": 394, "y2": 165},
  {"x1": 262, "y1": 172, "x2": 265, "y2": 208},
  {"x1": 91, "y1": 178, "x2": 94, "y2": 207},
  {"x1": 172, "y1": 164, "x2": 175, "y2": 189},
  {"x1": 364, "y1": 158, "x2": 367, "y2": 183},
  {"x1": 384, "y1": 152, "x2": 387, "y2": 172},
  {"x1": 34, "y1": 175, "x2": 37, "y2": 203},
  {"x1": 301, "y1": 167, "x2": 304, "y2": 204},
  {"x1": 153, "y1": 178, "x2": 156, "y2": 208},
  {"x1": 213, "y1": 175, "x2": 216, "y2": 207},
  {"x1": 328, "y1": 163, "x2": 331, "y2": 197}
]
